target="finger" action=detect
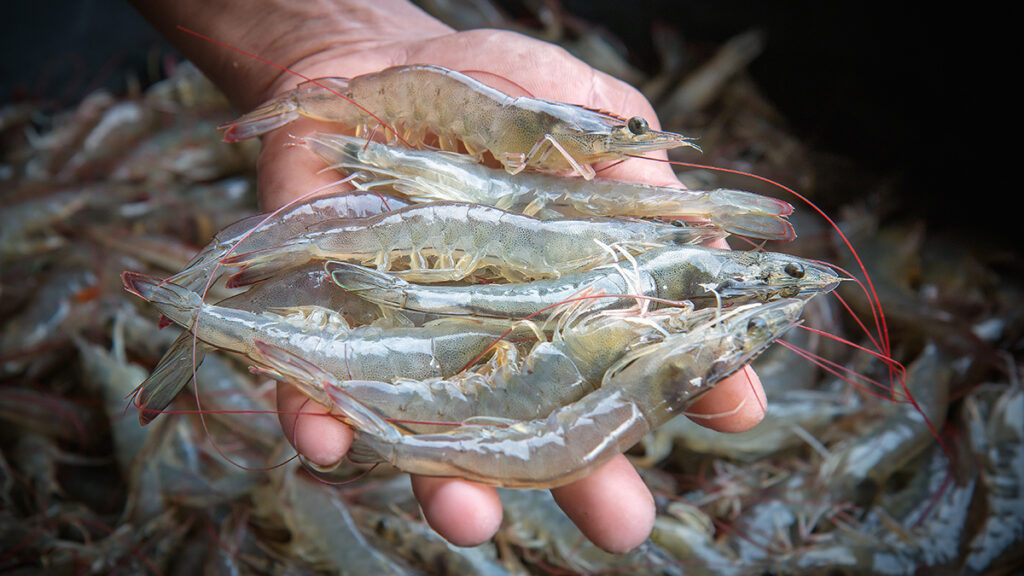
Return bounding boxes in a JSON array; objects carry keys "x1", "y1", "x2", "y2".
[
  {"x1": 275, "y1": 382, "x2": 353, "y2": 469},
  {"x1": 550, "y1": 454, "x2": 655, "y2": 554},
  {"x1": 410, "y1": 475, "x2": 503, "y2": 547},
  {"x1": 685, "y1": 365, "x2": 767, "y2": 433}
]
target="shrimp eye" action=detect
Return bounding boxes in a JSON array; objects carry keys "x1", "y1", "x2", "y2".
[
  {"x1": 627, "y1": 116, "x2": 649, "y2": 135},
  {"x1": 747, "y1": 317, "x2": 768, "y2": 335},
  {"x1": 670, "y1": 219, "x2": 684, "y2": 227},
  {"x1": 784, "y1": 262, "x2": 805, "y2": 278}
]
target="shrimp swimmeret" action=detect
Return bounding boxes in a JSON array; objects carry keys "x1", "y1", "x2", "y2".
[{"x1": 220, "y1": 65, "x2": 697, "y2": 179}]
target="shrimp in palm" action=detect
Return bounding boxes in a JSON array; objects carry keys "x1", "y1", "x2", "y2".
[
  {"x1": 303, "y1": 132, "x2": 796, "y2": 241},
  {"x1": 327, "y1": 244, "x2": 842, "y2": 320},
  {"x1": 220, "y1": 202, "x2": 725, "y2": 286},
  {"x1": 254, "y1": 303, "x2": 718, "y2": 433},
  {"x1": 122, "y1": 272, "x2": 537, "y2": 384},
  {"x1": 220, "y1": 65, "x2": 697, "y2": 179}
]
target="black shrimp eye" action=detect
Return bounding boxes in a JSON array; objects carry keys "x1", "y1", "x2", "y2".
[
  {"x1": 627, "y1": 116, "x2": 649, "y2": 135},
  {"x1": 784, "y1": 262, "x2": 806, "y2": 278},
  {"x1": 670, "y1": 219, "x2": 684, "y2": 227},
  {"x1": 747, "y1": 317, "x2": 768, "y2": 334}
]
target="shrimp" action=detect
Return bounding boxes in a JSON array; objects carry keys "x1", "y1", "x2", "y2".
[
  {"x1": 497, "y1": 488, "x2": 684, "y2": 574},
  {"x1": 121, "y1": 272, "x2": 537, "y2": 383},
  {"x1": 327, "y1": 244, "x2": 842, "y2": 320},
  {"x1": 221, "y1": 202, "x2": 725, "y2": 286},
  {"x1": 255, "y1": 298, "x2": 805, "y2": 489},
  {"x1": 303, "y1": 132, "x2": 796, "y2": 241},
  {"x1": 253, "y1": 304, "x2": 717, "y2": 433},
  {"x1": 220, "y1": 64, "x2": 698, "y2": 179}
]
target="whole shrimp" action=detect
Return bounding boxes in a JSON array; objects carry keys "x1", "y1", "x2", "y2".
[
  {"x1": 303, "y1": 132, "x2": 796, "y2": 241},
  {"x1": 133, "y1": 262, "x2": 392, "y2": 425},
  {"x1": 220, "y1": 65, "x2": 698, "y2": 179},
  {"x1": 122, "y1": 272, "x2": 537, "y2": 383},
  {"x1": 255, "y1": 298, "x2": 805, "y2": 489},
  {"x1": 254, "y1": 304, "x2": 716, "y2": 433},
  {"x1": 327, "y1": 244, "x2": 842, "y2": 320},
  {"x1": 221, "y1": 202, "x2": 725, "y2": 286}
]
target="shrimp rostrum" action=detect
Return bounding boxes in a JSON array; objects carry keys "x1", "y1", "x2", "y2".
[
  {"x1": 220, "y1": 65, "x2": 697, "y2": 179},
  {"x1": 254, "y1": 298, "x2": 806, "y2": 489}
]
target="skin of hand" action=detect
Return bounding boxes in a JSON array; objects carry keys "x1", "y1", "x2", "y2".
[{"x1": 133, "y1": 0, "x2": 768, "y2": 554}]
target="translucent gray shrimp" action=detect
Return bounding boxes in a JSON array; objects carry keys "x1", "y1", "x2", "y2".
[
  {"x1": 134, "y1": 262, "x2": 389, "y2": 425},
  {"x1": 962, "y1": 382, "x2": 1024, "y2": 574},
  {"x1": 497, "y1": 488, "x2": 684, "y2": 575},
  {"x1": 254, "y1": 305, "x2": 714, "y2": 433},
  {"x1": 823, "y1": 344, "x2": 952, "y2": 504},
  {"x1": 220, "y1": 64, "x2": 697, "y2": 179},
  {"x1": 122, "y1": 271, "x2": 536, "y2": 384},
  {"x1": 327, "y1": 243, "x2": 842, "y2": 320},
  {"x1": 255, "y1": 299, "x2": 805, "y2": 488},
  {"x1": 222, "y1": 201, "x2": 725, "y2": 286},
  {"x1": 304, "y1": 132, "x2": 796, "y2": 240}
]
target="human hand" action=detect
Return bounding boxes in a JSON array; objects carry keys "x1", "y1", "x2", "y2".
[
  {"x1": 154, "y1": 1, "x2": 768, "y2": 553},
  {"x1": 257, "y1": 29, "x2": 768, "y2": 553}
]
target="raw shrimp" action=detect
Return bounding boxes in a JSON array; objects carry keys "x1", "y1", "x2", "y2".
[
  {"x1": 135, "y1": 261, "x2": 391, "y2": 425},
  {"x1": 122, "y1": 272, "x2": 537, "y2": 383},
  {"x1": 255, "y1": 298, "x2": 805, "y2": 489},
  {"x1": 304, "y1": 132, "x2": 796, "y2": 240},
  {"x1": 823, "y1": 344, "x2": 952, "y2": 504},
  {"x1": 220, "y1": 65, "x2": 698, "y2": 179},
  {"x1": 497, "y1": 488, "x2": 684, "y2": 574},
  {"x1": 327, "y1": 244, "x2": 842, "y2": 320},
  {"x1": 254, "y1": 304, "x2": 715, "y2": 433},
  {"x1": 257, "y1": 461, "x2": 420, "y2": 575},
  {"x1": 222, "y1": 202, "x2": 725, "y2": 286}
]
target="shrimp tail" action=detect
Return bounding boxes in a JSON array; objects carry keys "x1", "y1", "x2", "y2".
[
  {"x1": 218, "y1": 91, "x2": 301, "y2": 142},
  {"x1": 251, "y1": 340, "x2": 399, "y2": 442},
  {"x1": 222, "y1": 239, "x2": 311, "y2": 288},
  {"x1": 713, "y1": 189, "x2": 794, "y2": 216},
  {"x1": 326, "y1": 261, "x2": 408, "y2": 307},
  {"x1": 133, "y1": 333, "x2": 209, "y2": 425},
  {"x1": 715, "y1": 212, "x2": 797, "y2": 242},
  {"x1": 121, "y1": 272, "x2": 203, "y2": 328}
]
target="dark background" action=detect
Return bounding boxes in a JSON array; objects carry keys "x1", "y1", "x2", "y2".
[{"x1": 2, "y1": 1, "x2": 987, "y2": 240}]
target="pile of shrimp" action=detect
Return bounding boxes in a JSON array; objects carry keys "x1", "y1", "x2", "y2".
[{"x1": 3, "y1": 18, "x2": 1022, "y2": 576}]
